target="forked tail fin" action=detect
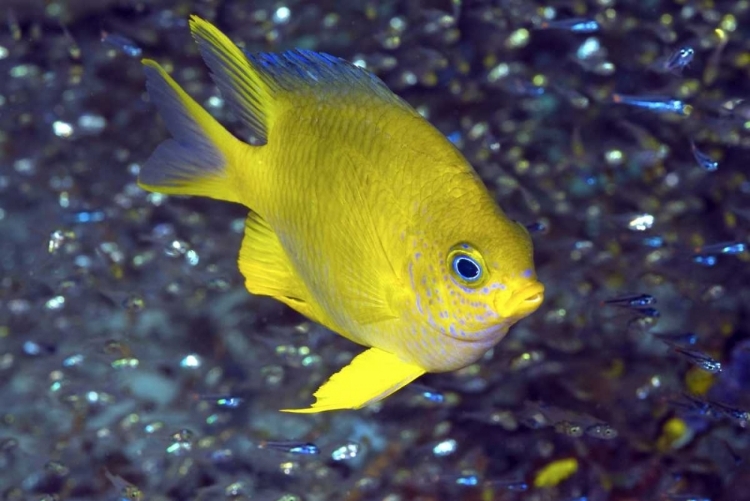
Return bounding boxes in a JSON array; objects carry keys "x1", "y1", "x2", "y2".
[{"x1": 138, "y1": 59, "x2": 242, "y2": 204}]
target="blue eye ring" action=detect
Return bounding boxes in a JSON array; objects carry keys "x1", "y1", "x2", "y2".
[
  {"x1": 448, "y1": 244, "x2": 487, "y2": 287},
  {"x1": 452, "y1": 255, "x2": 482, "y2": 282}
]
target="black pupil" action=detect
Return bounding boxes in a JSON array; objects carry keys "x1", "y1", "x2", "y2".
[{"x1": 456, "y1": 257, "x2": 479, "y2": 279}]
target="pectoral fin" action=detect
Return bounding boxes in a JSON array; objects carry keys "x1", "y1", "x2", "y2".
[{"x1": 281, "y1": 347, "x2": 425, "y2": 413}]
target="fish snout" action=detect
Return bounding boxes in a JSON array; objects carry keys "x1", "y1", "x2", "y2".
[{"x1": 497, "y1": 281, "x2": 544, "y2": 318}]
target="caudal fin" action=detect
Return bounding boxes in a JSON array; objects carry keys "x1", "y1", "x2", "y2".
[{"x1": 138, "y1": 59, "x2": 242, "y2": 203}]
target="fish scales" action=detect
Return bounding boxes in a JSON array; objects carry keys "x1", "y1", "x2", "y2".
[{"x1": 138, "y1": 16, "x2": 544, "y2": 412}]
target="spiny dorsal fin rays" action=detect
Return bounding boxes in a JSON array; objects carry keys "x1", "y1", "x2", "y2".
[
  {"x1": 242, "y1": 50, "x2": 415, "y2": 113},
  {"x1": 189, "y1": 15, "x2": 273, "y2": 143},
  {"x1": 190, "y1": 15, "x2": 417, "y2": 141}
]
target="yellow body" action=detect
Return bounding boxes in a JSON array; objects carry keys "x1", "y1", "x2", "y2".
[{"x1": 138, "y1": 16, "x2": 544, "y2": 412}]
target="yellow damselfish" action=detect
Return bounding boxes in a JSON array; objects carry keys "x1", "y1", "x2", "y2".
[{"x1": 138, "y1": 16, "x2": 544, "y2": 413}]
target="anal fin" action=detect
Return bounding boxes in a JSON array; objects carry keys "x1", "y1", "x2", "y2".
[{"x1": 281, "y1": 347, "x2": 425, "y2": 413}]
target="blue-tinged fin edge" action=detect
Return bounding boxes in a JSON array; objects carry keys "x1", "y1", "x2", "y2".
[
  {"x1": 245, "y1": 49, "x2": 415, "y2": 111},
  {"x1": 190, "y1": 16, "x2": 270, "y2": 143},
  {"x1": 139, "y1": 62, "x2": 227, "y2": 192}
]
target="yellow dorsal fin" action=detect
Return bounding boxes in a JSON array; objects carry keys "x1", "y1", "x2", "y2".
[
  {"x1": 281, "y1": 347, "x2": 425, "y2": 413},
  {"x1": 189, "y1": 15, "x2": 275, "y2": 142},
  {"x1": 189, "y1": 16, "x2": 417, "y2": 144}
]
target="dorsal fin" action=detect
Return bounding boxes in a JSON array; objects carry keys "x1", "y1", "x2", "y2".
[
  {"x1": 189, "y1": 16, "x2": 418, "y2": 145},
  {"x1": 244, "y1": 49, "x2": 416, "y2": 112},
  {"x1": 190, "y1": 15, "x2": 274, "y2": 143}
]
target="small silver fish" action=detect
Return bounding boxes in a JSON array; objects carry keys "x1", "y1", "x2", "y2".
[
  {"x1": 690, "y1": 141, "x2": 718, "y2": 171},
  {"x1": 603, "y1": 293, "x2": 656, "y2": 308},
  {"x1": 101, "y1": 31, "x2": 142, "y2": 57},
  {"x1": 612, "y1": 94, "x2": 691, "y2": 115},
  {"x1": 661, "y1": 46, "x2": 695, "y2": 74},
  {"x1": 696, "y1": 241, "x2": 746, "y2": 255},
  {"x1": 538, "y1": 18, "x2": 600, "y2": 33},
  {"x1": 259, "y1": 440, "x2": 320, "y2": 455}
]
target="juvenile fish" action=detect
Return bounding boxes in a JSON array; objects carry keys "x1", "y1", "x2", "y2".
[
  {"x1": 410, "y1": 383, "x2": 445, "y2": 403},
  {"x1": 612, "y1": 94, "x2": 691, "y2": 116},
  {"x1": 690, "y1": 141, "x2": 718, "y2": 171},
  {"x1": 653, "y1": 331, "x2": 698, "y2": 346},
  {"x1": 197, "y1": 394, "x2": 244, "y2": 408},
  {"x1": 670, "y1": 346, "x2": 722, "y2": 373},
  {"x1": 259, "y1": 441, "x2": 320, "y2": 455},
  {"x1": 660, "y1": 46, "x2": 695, "y2": 74},
  {"x1": 101, "y1": 31, "x2": 142, "y2": 57},
  {"x1": 603, "y1": 293, "x2": 656, "y2": 308},
  {"x1": 676, "y1": 394, "x2": 750, "y2": 426},
  {"x1": 538, "y1": 18, "x2": 600, "y2": 33},
  {"x1": 696, "y1": 241, "x2": 745, "y2": 255},
  {"x1": 525, "y1": 222, "x2": 547, "y2": 234}
]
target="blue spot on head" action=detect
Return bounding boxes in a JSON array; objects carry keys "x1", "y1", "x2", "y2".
[
  {"x1": 449, "y1": 325, "x2": 457, "y2": 336},
  {"x1": 522, "y1": 269, "x2": 533, "y2": 278}
]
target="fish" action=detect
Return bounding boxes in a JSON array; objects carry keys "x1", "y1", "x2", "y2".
[
  {"x1": 695, "y1": 241, "x2": 746, "y2": 255},
  {"x1": 663, "y1": 46, "x2": 695, "y2": 74},
  {"x1": 104, "y1": 469, "x2": 143, "y2": 501},
  {"x1": 101, "y1": 30, "x2": 142, "y2": 58},
  {"x1": 650, "y1": 45, "x2": 695, "y2": 75},
  {"x1": 603, "y1": 293, "x2": 656, "y2": 308},
  {"x1": 675, "y1": 393, "x2": 750, "y2": 425},
  {"x1": 690, "y1": 141, "x2": 718, "y2": 171},
  {"x1": 668, "y1": 345, "x2": 722, "y2": 374},
  {"x1": 259, "y1": 440, "x2": 320, "y2": 455},
  {"x1": 611, "y1": 94, "x2": 691, "y2": 116},
  {"x1": 537, "y1": 18, "x2": 600, "y2": 34},
  {"x1": 137, "y1": 16, "x2": 544, "y2": 413},
  {"x1": 653, "y1": 331, "x2": 698, "y2": 346}
]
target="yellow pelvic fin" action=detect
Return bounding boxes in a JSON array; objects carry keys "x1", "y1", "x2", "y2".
[
  {"x1": 189, "y1": 15, "x2": 275, "y2": 143},
  {"x1": 281, "y1": 347, "x2": 425, "y2": 413},
  {"x1": 238, "y1": 212, "x2": 327, "y2": 325},
  {"x1": 139, "y1": 59, "x2": 242, "y2": 204}
]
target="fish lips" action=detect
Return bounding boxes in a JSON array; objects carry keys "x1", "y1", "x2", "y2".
[{"x1": 498, "y1": 281, "x2": 545, "y2": 319}]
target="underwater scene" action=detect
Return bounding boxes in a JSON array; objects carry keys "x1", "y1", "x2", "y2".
[{"x1": 1, "y1": 0, "x2": 749, "y2": 499}]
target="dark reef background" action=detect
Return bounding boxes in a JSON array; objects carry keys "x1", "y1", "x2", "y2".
[{"x1": 1, "y1": 0, "x2": 750, "y2": 500}]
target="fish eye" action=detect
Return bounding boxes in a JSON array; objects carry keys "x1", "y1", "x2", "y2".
[
  {"x1": 452, "y1": 254, "x2": 482, "y2": 282},
  {"x1": 447, "y1": 243, "x2": 487, "y2": 287}
]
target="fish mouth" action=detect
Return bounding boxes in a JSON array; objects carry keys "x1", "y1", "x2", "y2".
[
  {"x1": 497, "y1": 281, "x2": 545, "y2": 318},
  {"x1": 428, "y1": 282, "x2": 544, "y2": 347}
]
